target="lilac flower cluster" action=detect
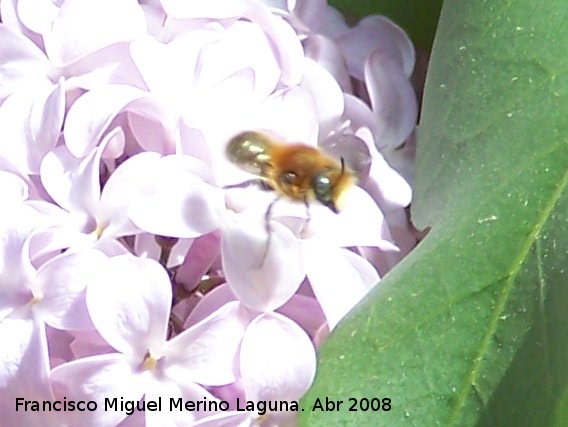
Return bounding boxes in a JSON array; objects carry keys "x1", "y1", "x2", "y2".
[{"x1": 0, "y1": 0, "x2": 418, "y2": 426}]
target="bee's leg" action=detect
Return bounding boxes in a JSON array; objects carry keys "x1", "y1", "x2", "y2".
[
  {"x1": 259, "y1": 196, "x2": 280, "y2": 267},
  {"x1": 222, "y1": 179, "x2": 265, "y2": 190},
  {"x1": 300, "y1": 195, "x2": 311, "y2": 236},
  {"x1": 223, "y1": 179, "x2": 275, "y2": 192}
]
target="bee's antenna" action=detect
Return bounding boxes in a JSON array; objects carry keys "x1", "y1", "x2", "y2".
[{"x1": 340, "y1": 157, "x2": 345, "y2": 176}]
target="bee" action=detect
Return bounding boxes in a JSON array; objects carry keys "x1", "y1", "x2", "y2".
[{"x1": 225, "y1": 131, "x2": 356, "y2": 263}]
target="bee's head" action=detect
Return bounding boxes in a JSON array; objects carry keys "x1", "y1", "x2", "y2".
[{"x1": 312, "y1": 158, "x2": 354, "y2": 213}]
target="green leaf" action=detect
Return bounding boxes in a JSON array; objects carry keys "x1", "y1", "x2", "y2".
[
  {"x1": 328, "y1": 0, "x2": 442, "y2": 49},
  {"x1": 300, "y1": 1, "x2": 568, "y2": 426}
]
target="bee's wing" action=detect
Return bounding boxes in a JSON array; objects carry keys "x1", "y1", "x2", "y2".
[{"x1": 226, "y1": 131, "x2": 274, "y2": 177}]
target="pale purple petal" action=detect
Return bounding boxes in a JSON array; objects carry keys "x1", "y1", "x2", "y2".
[
  {"x1": 140, "y1": 2, "x2": 167, "y2": 39},
  {"x1": 62, "y1": 42, "x2": 148, "y2": 91},
  {"x1": 338, "y1": 15, "x2": 415, "y2": 80},
  {"x1": 183, "y1": 284, "x2": 237, "y2": 328},
  {"x1": 255, "y1": 87, "x2": 320, "y2": 145},
  {"x1": 276, "y1": 294, "x2": 326, "y2": 341},
  {"x1": 0, "y1": 80, "x2": 64, "y2": 173},
  {"x1": 0, "y1": 0, "x2": 21, "y2": 32},
  {"x1": 175, "y1": 231, "x2": 221, "y2": 291},
  {"x1": 45, "y1": 326, "x2": 74, "y2": 368},
  {"x1": 163, "y1": 301, "x2": 251, "y2": 386},
  {"x1": 300, "y1": 58, "x2": 344, "y2": 136},
  {"x1": 256, "y1": 0, "x2": 289, "y2": 12},
  {"x1": 129, "y1": 33, "x2": 214, "y2": 107},
  {"x1": 134, "y1": 233, "x2": 194, "y2": 269},
  {"x1": 34, "y1": 249, "x2": 107, "y2": 330},
  {"x1": 190, "y1": 411, "x2": 253, "y2": 427},
  {"x1": 159, "y1": 0, "x2": 248, "y2": 19},
  {"x1": 93, "y1": 237, "x2": 132, "y2": 256},
  {"x1": 0, "y1": 317, "x2": 64, "y2": 427},
  {"x1": 303, "y1": 187, "x2": 398, "y2": 250},
  {"x1": 44, "y1": 0, "x2": 147, "y2": 67},
  {"x1": 40, "y1": 144, "x2": 101, "y2": 219},
  {"x1": 313, "y1": 5, "x2": 349, "y2": 40},
  {"x1": 384, "y1": 207, "x2": 419, "y2": 256},
  {"x1": 64, "y1": 84, "x2": 152, "y2": 157},
  {"x1": 303, "y1": 244, "x2": 379, "y2": 329},
  {"x1": 304, "y1": 34, "x2": 353, "y2": 93},
  {"x1": 145, "y1": 380, "x2": 217, "y2": 426},
  {"x1": 362, "y1": 146, "x2": 413, "y2": 212},
  {"x1": 313, "y1": 323, "x2": 330, "y2": 349},
  {"x1": 13, "y1": 203, "x2": 76, "y2": 259},
  {"x1": 222, "y1": 214, "x2": 305, "y2": 312},
  {"x1": 69, "y1": 328, "x2": 115, "y2": 359},
  {"x1": 242, "y1": 4, "x2": 305, "y2": 87},
  {"x1": 125, "y1": 96, "x2": 178, "y2": 154},
  {"x1": 0, "y1": 317, "x2": 50, "y2": 394},
  {"x1": 240, "y1": 312, "x2": 316, "y2": 401},
  {"x1": 178, "y1": 124, "x2": 211, "y2": 165},
  {"x1": 128, "y1": 155, "x2": 222, "y2": 238},
  {"x1": 342, "y1": 93, "x2": 378, "y2": 140},
  {"x1": 51, "y1": 354, "x2": 146, "y2": 427},
  {"x1": 0, "y1": 25, "x2": 50, "y2": 99},
  {"x1": 86, "y1": 254, "x2": 171, "y2": 356},
  {"x1": 382, "y1": 130, "x2": 417, "y2": 185},
  {"x1": 195, "y1": 21, "x2": 281, "y2": 99},
  {"x1": 293, "y1": 0, "x2": 327, "y2": 33},
  {"x1": 26, "y1": 222, "x2": 96, "y2": 260},
  {"x1": 97, "y1": 151, "x2": 164, "y2": 239},
  {"x1": 0, "y1": 203, "x2": 47, "y2": 320},
  {"x1": 116, "y1": 409, "x2": 145, "y2": 427},
  {"x1": 365, "y1": 51, "x2": 418, "y2": 150},
  {"x1": 0, "y1": 170, "x2": 29, "y2": 202},
  {"x1": 16, "y1": 0, "x2": 60, "y2": 35}
]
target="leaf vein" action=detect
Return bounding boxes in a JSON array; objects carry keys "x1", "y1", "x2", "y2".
[{"x1": 448, "y1": 164, "x2": 568, "y2": 425}]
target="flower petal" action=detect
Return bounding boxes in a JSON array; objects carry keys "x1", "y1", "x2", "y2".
[
  {"x1": 175, "y1": 231, "x2": 221, "y2": 291},
  {"x1": 300, "y1": 58, "x2": 344, "y2": 136},
  {"x1": 64, "y1": 84, "x2": 151, "y2": 157},
  {"x1": 16, "y1": 0, "x2": 60, "y2": 35},
  {"x1": 86, "y1": 254, "x2": 171, "y2": 356},
  {"x1": 44, "y1": 0, "x2": 146, "y2": 67},
  {"x1": 0, "y1": 170, "x2": 29, "y2": 202},
  {"x1": 40, "y1": 144, "x2": 101, "y2": 220},
  {"x1": 190, "y1": 411, "x2": 253, "y2": 427},
  {"x1": 0, "y1": 203, "x2": 48, "y2": 321},
  {"x1": 365, "y1": 51, "x2": 418, "y2": 150},
  {"x1": 145, "y1": 379, "x2": 217, "y2": 427},
  {"x1": 134, "y1": 233, "x2": 194, "y2": 269},
  {"x1": 51, "y1": 353, "x2": 146, "y2": 427},
  {"x1": 240, "y1": 312, "x2": 316, "y2": 401},
  {"x1": 128, "y1": 155, "x2": 222, "y2": 238},
  {"x1": 97, "y1": 150, "x2": 163, "y2": 239},
  {"x1": 0, "y1": 80, "x2": 64, "y2": 173},
  {"x1": 35, "y1": 249, "x2": 107, "y2": 330},
  {"x1": 183, "y1": 284, "x2": 237, "y2": 328},
  {"x1": 276, "y1": 294, "x2": 326, "y2": 342},
  {"x1": 159, "y1": 0, "x2": 247, "y2": 19},
  {"x1": 222, "y1": 213, "x2": 305, "y2": 312},
  {"x1": 338, "y1": 15, "x2": 415, "y2": 80},
  {"x1": 304, "y1": 34, "x2": 352, "y2": 93},
  {"x1": 362, "y1": 146, "x2": 413, "y2": 212},
  {"x1": 302, "y1": 186, "x2": 397, "y2": 250},
  {"x1": 0, "y1": 317, "x2": 64, "y2": 427},
  {"x1": 303, "y1": 244, "x2": 379, "y2": 329},
  {"x1": 163, "y1": 301, "x2": 251, "y2": 386},
  {"x1": 0, "y1": 25, "x2": 50, "y2": 99}
]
